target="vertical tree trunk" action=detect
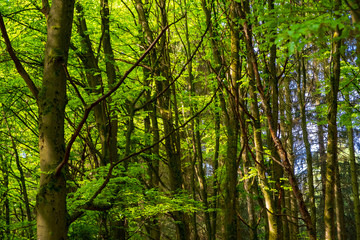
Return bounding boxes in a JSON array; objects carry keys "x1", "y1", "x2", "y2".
[
  {"x1": 335, "y1": 162, "x2": 345, "y2": 240},
  {"x1": 345, "y1": 92, "x2": 360, "y2": 240},
  {"x1": 249, "y1": 77, "x2": 278, "y2": 240},
  {"x1": 158, "y1": 1, "x2": 189, "y2": 238},
  {"x1": 284, "y1": 78, "x2": 299, "y2": 240},
  {"x1": 348, "y1": 3, "x2": 360, "y2": 238},
  {"x1": 297, "y1": 56, "x2": 316, "y2": 233},
  {"x1": 76, "y1": 4, "x2": 109, "y2": 167},
  {"x1": 267, "y1": 1, "x2": 283, "y2": 237},
  {"x1": 36, "y1": 0, "x2": 75, "y2": 239},
  {"x1": 223, "y1": 2, "x2": 240, "y2": 239},
  {"x1": 3, "y1": 112, "x2": 33, "y2": 239},
  {"x1": 324, "y1": 1, "x2": 341, "y2": 237},
  {"x1": 241, "y1": 129, "x2": 258, "y2": 240},
  {"x1": 100, "y1": 0, "x2": 118, "y2": 165},
  {"x1": 0, "y1": 154, "x2": 10, "y2": 238},
  {"x1": 279, "y1": 89, "x2": 289, "y2": 240},
  {"x1": 199, "y1": 2, "x2": 223, "y2": 238}
]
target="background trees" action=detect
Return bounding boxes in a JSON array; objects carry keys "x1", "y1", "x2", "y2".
[{"x1": 0, "y1": 0, "x2": 359, "y2": 239}]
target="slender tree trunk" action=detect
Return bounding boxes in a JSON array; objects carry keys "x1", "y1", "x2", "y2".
[
  {"x1": 36, "y1": 0, "x2": 75, "y2": 239},
  {"x1": 324, "y1": 1, "x2": 341, "y2": 237},
  {"x1": 284, "y1": 78, "x2": 299, "y2": 240},
  {"x1": 241, "y1": 129, "x2": 257, "y2": 240},
  {"x1": 211, "y1": 96, "x2": 220, "y2": 240},
  {"x1": 100, "y1": 0, "x2": 118, "y2": 166},
  {"x1": 222, "y1": 2, "x2": 241, "y2": 239},
  {"x1": 3, "y1": 112, "x2": 33, "y2": 239},
  {"x1": 133, "y1": 1, "x2": 161, "y2": 237},
  {"x1": 249, "y1": 78, "x2": 278, "y2": 240},
  {"x1": 267, "y1": 1, "x2": 283, "y2": 237},
  {"x1": 348, "y1": 4, "x2": 360, "y2": 239},
  {"x1": 0, "y1": 154, "x2": 10, "y2": 239},
  {"x1": 315, "y1": 61, "x2": 327, "y2": 239},
  {"x1": 199, "y1": 3, "x2": 223, "y2": 238},
  {"x1": 157, "y1": 1, "x2": 189, "y2": 238},
  {"x1": 279, "y1": 89, "x2": 289, "y2": 240},
  {"x1": 100, "y1": 1, "x2": 122, "y2": 238},
  {"x1": 76, "y1": 4, "x2": 109, "y2": 166},
  {"x1": 335, "y1": 162, "x2": 345, "y2": 240},
  {"x1": 344, "y1": 92, "x2": 360, "y2": 240},
  {"x1": 297, "y1": 56, "x2": 316, "y2": 233}
]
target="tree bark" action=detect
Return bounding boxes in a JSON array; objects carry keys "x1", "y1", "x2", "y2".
[
  {"x1": 324, "y1": 1, "x2": 341, "y2": 237},
  {"x1": 222, "y1": 2, "x2": 241, "y2": 239},
  {"x1": 284, "y1": 78, "x2": 299, "y2": 240},
  {"x1": 36, "y1": 0, "x2": 75, "y2": 239},
  {"x1": 345, "y1": 92, "x2": 360, "y2": 240},
  {"x1": 297, "y1": 56, "x2": 316, "y2": 233}
]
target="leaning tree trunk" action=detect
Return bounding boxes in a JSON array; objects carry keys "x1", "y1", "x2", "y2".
[
  {"x1": 239, "y1": 1, "x2": 316, "y2": 238},
  {"x1": 242, "y1": 1, "x2": 278, "y2": 238},
  {"x1": 36, "y1": 0, "x2": 75, "y2": 239}
]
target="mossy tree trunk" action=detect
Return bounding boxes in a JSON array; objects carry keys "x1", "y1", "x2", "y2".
[{"x1": 324, "y1": 1, "x2": 342, "y2": 238}]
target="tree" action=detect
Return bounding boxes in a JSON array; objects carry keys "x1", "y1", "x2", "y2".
[{"x1": 1, "y1": 0, "x2": 360, "y2": 239}]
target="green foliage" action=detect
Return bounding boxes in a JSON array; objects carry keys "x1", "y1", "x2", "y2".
[{"x1": 1, "y1": 0, "x2": 360, "y2": 239}]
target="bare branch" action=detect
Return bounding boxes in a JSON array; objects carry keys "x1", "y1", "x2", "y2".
[{"x1": 0, "y1": 14, "x2": 39, "y2": 100}]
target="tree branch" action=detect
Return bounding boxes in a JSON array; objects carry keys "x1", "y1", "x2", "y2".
[
  {"x1": 0, "y1": 14, "x2": 39, "y2": 100},
  {"x1": 55, "y1": 24, "x2": 171, "y2": 176}
]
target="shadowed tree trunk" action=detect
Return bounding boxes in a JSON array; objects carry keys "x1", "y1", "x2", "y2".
[
  {"x1": 297, "y1": 56, "x2": 316, "y2": 233},
  {"x1": 284, "y1": 78, "x2": 299, "y2": 240},
  {"x1": 222, "y1": 1, "x2": 241, "y2": 239},
  {"x1": 3, "y1": 111, "x2": 33, "y2": 239},
  {"x1": 345, "y1": 92, "x2": 360, "y2": 240},
  {"x1": 324, "y1": 1, "x2": 342, "y2": 238},
  {"x1": 279, "y1": 88, "x2": 290, "y2": 240}
]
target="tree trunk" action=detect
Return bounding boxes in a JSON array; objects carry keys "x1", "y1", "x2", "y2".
[
  {"x1": 284, "y1": 78, "x2": 299, "y2": 240},
  {"x1": 223, "y1": 2, "x2": 241, "y2": 239},
  {"x1": 199, "y1": 2, "x2": 223, "y2": 238},
  {"x1": 241, "y1": 129, "x2": 258, "y2": 240},
  {"x1": 335, "y1": 162, "x2": 345, "y2": 240},
  {"x1": 267, "y1": 1, "x2": 283, "y2": 237},
  {"x1": 345, "y1": 92, "x2": 360, "y2": 240},
  {"x1": 3, "y1": 112, "x2": 33, "y2": 239},
  {"x1": 279, "y1": 89, "x2": 289, "y2": 240},
  {"x1": 297, "y1": 56, "x2": 316, "y2": 233},
  {"x1": 36, "y1": 0, "x2": 75, "y2": 239},
  {"x1": 324, "y1": 1, "x2": 341, "y2": 237},
  {"x1": 242, "y1": 1, "x2": 278, "y2": 238},
  {"x1": 348, "y1": 3, "x2": 360, "y2": 238}
]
